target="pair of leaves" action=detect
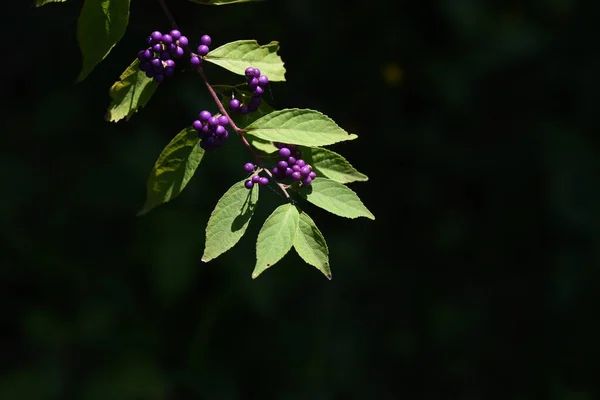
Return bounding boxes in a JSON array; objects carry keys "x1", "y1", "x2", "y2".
[{"x1": 201, "y1": 182, "x2": 330, "y2": 279}]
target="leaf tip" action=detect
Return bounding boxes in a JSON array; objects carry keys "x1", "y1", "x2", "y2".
[{"x1": 201, "y1": 258, "x2": 209, "y2": 263}]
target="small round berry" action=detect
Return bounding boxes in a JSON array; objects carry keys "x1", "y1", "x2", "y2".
[
  {"x1": 161, "y1": 34, "x2": 173, "y2": 45},
  {"x1": 151, "y1": 58, "x2": 163, "y2": 71},
  {"x1": 201, "y1": 125, "x2": 211, "y2": 136},
  {"x1": 244, "y1": 180, "x2": 254, "y2": 189},
  {"x1": 208, "y1": 116, "x2": 219, "y2": 127},
  {"x1": 137, "y1": 50, "x2": 145, "y2": 61},
  {"x1": 192, "y1": 120, "x2": 203, "y2": 131},
  {"x1": 160, "y1": 51, "x2": 172, "y2": 60},
  {"x1": 229, "y1": 99, "x2": 241, "y2": 112},
  {"x1": 300, "y1": 165, "x2": 312, "y2": 176},
  {"x1": 285, "y1": 167, "x2": 293, "y2": 176},
  {"x1": 252, "y1": 68, "x2": 261, "y2": 78},
  {"x1": 196, "y1": 45, "x2": 209, "y2": 56},
  {"x1": 291, "y1": 171, "x2": 302, "y2": 181},
  {"x1": 245, "y1": 67, "x2": 256, "y2": 77},
  {"x1": 279, "y1": 147, "x2": 291, "y2": 158},
  {"x1": 190, "y1": 56, "x2": 201, "y2": 67},
  {"x1": 218, "y1": 115, "x2": 229, "y2": 126},
  {"x1": 274, "y1": 142, "x2": 285, "y2": 149},
  {"x1": 164, "y1": 59, "x2": 175, "y2": 68},
  {"x1": 287, "y1": 156, "x2": 296, "y2": 165},
  {"x1": 214, "y1": 125, "x2": 226, "y2": 137},
  {"x1": 248, "y1": 77, "x2": 259, "y2": 90},
  {"x1": 301, "y1": 176, "x2": 313, "y2": 185},
  {"x1": 154, "y1": 74, "x2": 165, "y2": 83},
  {"x1": 253, "y1": 86, "x2": 264, "y2": 96},
  {"x1": 251, "y1": 175, "x2": 261, "y2": 184},
  {"x1": 277, "y1": 160, "x2": 288, "y2": 169},
  {"x1": 221, "y1": 130, "x2": 229, "y2": 139},
  {"x1": 259, "y1": 177, "x2": 269, "y2": 186},
  {"x1": 309, "y1": 171, "x2": 317, "y2": 179},
  {"x1": 150, "y1": 31, "x2": 162, "y2": 43},
  {"x1": 258, "y1": 75, "x2": 269, "y2": 87},
  {"x1": 272, "y1": 167, "x2": 279, "y2": 176},
  {"x1": 145, "y1": 70, "x2": 154, "y2": 78},
  {"x1": 244, "y1": 162, "x2": 255, "y2": 172},
  {"x1": 177, "y1": 36, "x2": 189, "y2": 47},
  {"x1": 248, "y1": 96, "x2": 262, "y2": 110},
  {"x1": 164, "y1": 67, "x2": 175, "y2": 77},
  {"x1": 152, "y1": 43, "x2": 163, "y2": 53},
  {"x1": 199, "y1": 110, "x2": 212, "y2": 122},
  {"x1": 139, "y1": 61, "x2": 150, "y2": 71},
  {"x1": 200, "y1": 34, "x2": 212, "y2": 46},
  {"x1": 240, "y1": 105, "x2": 249, "y2": 114},
  {"x1": 295, "y1": 159, "x2": 306, "y2": 168},
  {"x1": 170, "y1": 30, "x2": 181, "y2": 40},
  {"x1": 173, "y1": 46, "x2": 185, "y2": 58},
  {"x1": 292, "y1": 164, "x2": 301, "y2": 172}
]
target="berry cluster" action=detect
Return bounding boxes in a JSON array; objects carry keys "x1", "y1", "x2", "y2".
[
  {"x1": 272, "y1": 144, "x2": 317, "y2": 185},
  {"x1": 138, "y1": 30, "x2": 188, "y2": 83},
  {"x1": 229, "y1": 67, "x2": 270, "y2": 114},
  {"x1": 192, "y1": 111, "x2": 229, "y2": 151},
  {"x1": 243, "y1": 162, "x2": 270, "y2": 189},
  {"x1": 190, "y1": 35, "x2": 211, "y2": 68}
]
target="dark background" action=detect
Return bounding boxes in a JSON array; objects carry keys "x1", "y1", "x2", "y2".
[{"x1": 3, "y1": 0, "x2": 599, "y2": 398}]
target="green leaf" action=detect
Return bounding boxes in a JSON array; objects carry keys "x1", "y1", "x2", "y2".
[
  {"x1": 77, "y1": 0, "x2": 130, "y2": 81},
  {"x1": 293, "y1": 212, "x2": 331, "y2": 279},
  {"x1": 105, "y1": 59, "x2": 158, "y2": 122},
  {"x1": 205, "y1": 40, "x2": 286, "y2": 82},
  {"x1": 295, "y1": 178, "x2": 375, "y2": 220},
  {"x1": 302, "y1": 147, "x2": 369, "y2": 184},
  {"x1": 249, "y1": 138, "x2": 278, "y2": 154},
  {"x1": 253, "y1": 204, "x2": 299, "y2": 279},
  {"x1": 245, "y1": 109, "x2": 358, "y2": 147},
  {"x1": 202, "y1": 180, "x2": 260, "y2": 262},
  {"x1": 189, "y1": 0, "x2": 264, "y2": 4},
  {"x1": 35, "y1": 0, "x2": 67, "y2": 6},
  {"x1": 137, "y1": 127, "x2": 204, "y2": 216}
]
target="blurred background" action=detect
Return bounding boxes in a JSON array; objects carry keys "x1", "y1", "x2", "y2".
[{"x1": 3, "y1": 0, "x2": 600, "y2": 398}]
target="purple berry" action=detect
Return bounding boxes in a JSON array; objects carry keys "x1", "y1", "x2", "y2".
[
  {"x1": 245, "y1": 67, "x2": 256, "y2": 77},
  {"x1": 177, "y1": 36, "x2": 188, "y2": 47},
  {"x1": 252, "y1": 68, "x2": 261, "y2": 78},
  {"x1": 215, "y1": 125, "x2": 226, "y2": 137},
  {"x1": 160, "y1": 51, "x2": 172, "y2": 60},
  {"x1": 145, "y1": 70, "x2": 154, "y2": 78},
  {"x1": 170, "y1": 30, "x2": 181, "y2": 40},
  {"x1": 216, "y1": 116, "x2": 227, "y2": 126},
  {"x1": 164, "y1": 59, "x2": 175, "y2": 68},
  {"x1": 287, "y1": 156, "x2": 296, "y2": 165},
  {"x1": 137, "y1": 50, "x2": 145, "y2": 61},
  {"x1": 151, "y1": 58, "x2": 162, "y2": 69},
  {"x1": 240, "y1": 105, "x2": 249, "y2": 114},
  {"x1": 295, "y1": 159, "x2": 306, "y2": 168},
  {"x1": 291, "y1": 171, "x2": 302, "y2": 181},
  {"x1": 152, "y1": 43, "x2": 163, "y2": 53},
  {"x1": 253, "y1": 86, "x2": 264, "y2": 96},
  {"x1": 244, "y1": 162, "x2": 255, "y2": 172},
  {"x1": 249, "y1": 96, "x2": 262, "y2": 110},
  {"x1": 197, "y1": 45, "x2": 209, "y2": 56},
  {"x1": 200, "y1": 35, "x2": 212, "y2": 46},
  {"x1": 259, "y1": 177, "x2": 269, "y2": 186},
  {"x1": 150, "y1": 31, "x2": 162, "y2": 43},
  {"x1": 221, "y1": 130, "x2": 229, "y2": 139},
  {"x1": 229, "y1": 99, "x2": 241, "y2": 112},
  {"x1": 258, "y1": 75, "x2": 269, "y2": 87},
  {"x1": 244, "y1": 180, "x2": 254, "y2": 189},
  {"x1": 279, "y1": 147, "x2": 291, "y2": 158},
  {"x1": 164, "y1": 66, "x2": 175, "y2": 77},
  {"x1": 208, "y1": 116, "x2": 219, "y2": 126},
  {"x1": 285, "y1": 167, "x2": 293, "y2": 176},
  {"x1": 292, "y1": 164, "x2": 301, "y2": 172},
  {"x1": 139, "y1": 61, "x2": 150, "y2": 71},
  {"x1": 162, "y1": 34, "x2": 173, "y2": 45},
  {"x1": 154, "y1": 74, "x2": 165, "y2": 83},
  {"x1": 190, "y1": 56, "x2": 201, "y2": 67},
  {"x1": 274, "y1": 142, "x2": 285, "y2": 149},
  {"x1": 199, "y1": 110, "x2": 212, "y2": 122},
  {"x1": 272, "y1": 167, "x2": 279, "y2": 176},
  {"x1": 300, "y1": 165, "x2": 312, "y2": 176},
  {"x1": 192, "y1": 120, "x2": 203, "y2": 131},
  {"x1": 309, "y1": 171, "x2": 317, "y2": 179},
  {"x1": 277, "y1": 160, "x2": 288, "y2": 169},
  {"x1": 251, "y1": 175, "x2": 261, "y2": 184},
  {"x1": 201, "y1": 125, "x2": 211, "y2": 136},
  {"x1": 248, "y1": 77, "x2": 259, "y2": 90},
  {"x1": 173, "y1": 46, "x2": 184, "y2": 58},
  {"x1": 301, "y1": 176, "x2": 313, "y2": 185}
]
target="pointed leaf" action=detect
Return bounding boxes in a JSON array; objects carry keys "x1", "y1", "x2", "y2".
[
  {"x1": 245, "y1": 109, "x2": 358, "y2": 147},
  {"x1": 105, "y1": 59, "x2": 158, "y2": 122},
  {"x1": 138, "y1": 127, "x2": 204, "y2": 216},
  {"x1": 293, "y1": 212, "x2": 331, "y2": 279},
  {"x1": 189, "y1": 0, "x2": 264, "y2": 4},
  {"x1": 77, "y1": 0, "x2": 130, "y2": 81},
  {"x1": 202, "y1": 180, "x2": 260, "y2": 262},
  {"x1": 249, "y1": 138, "x2": 278, "y2": 154},
  {"x1": 303, "y1": 147, "x2": 369, "y2": 184},
  {"x1": 253, "y1": 204, "x2": 299, "y2": 278},
  {"x1": 205, "y1": 40, "x2": 286, "y2": 82},
  {"x1": 35, "y1": 0, "x2": 67, "y2": 6},
  {"x1": 295, "y1": 178, "x2": 375, "y2": 220}
]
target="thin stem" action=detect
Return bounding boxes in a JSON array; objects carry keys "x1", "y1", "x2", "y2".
[{"x1": 157, "y1": 0, "x2": 291, "y2": 200}]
